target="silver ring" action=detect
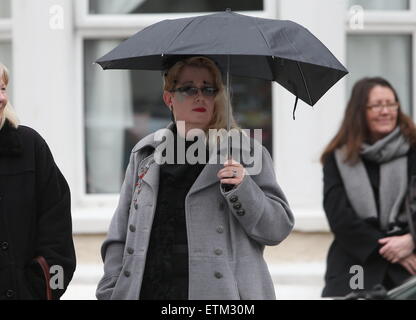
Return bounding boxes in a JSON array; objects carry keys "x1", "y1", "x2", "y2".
[{"x1": 232, "y1": 169, "x2": 237, "y2": 178}]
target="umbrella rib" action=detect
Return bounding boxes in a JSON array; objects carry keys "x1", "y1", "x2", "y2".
[
  {"x1": 296, "y1": 61, "x2": 313, "y2": 105},
  {"x1": 281, "y1": 29, "x2": 313, "y2": 105},
  {"x1": 281, "y1": 28, "x2": 307, "y2": 66},
  {"x1": 252, "y1": 18, "x2": 274, "y2": 57},
  {"x1": 251, "y1": 19, "x2": 277, "y2": 80},
  {"x1": 163, "y1": 18, "x2": 197, "y2": 53}
]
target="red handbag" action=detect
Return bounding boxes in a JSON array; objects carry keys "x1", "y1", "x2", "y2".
[{"x1": 34, "y1": 256, "x2": 53, "y2": 300}]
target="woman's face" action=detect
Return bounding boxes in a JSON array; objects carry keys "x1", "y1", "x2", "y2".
[
  {"x1": 163, "y1": 65, "x2": 216, "y2": 131},
  {"x1": 365, "y1": 85, "x2": 398, "y2": 142},
  {"x1": 0, "y1": 78, "x2": 7, "y2": 115}
]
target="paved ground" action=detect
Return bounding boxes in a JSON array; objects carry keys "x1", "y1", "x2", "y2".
[
  {"x1": 62, "y1": 231, "x2": 333, "y2": 300},
  {"x1": 73, "y1": 231, "x2": 333, "y2": 264}
]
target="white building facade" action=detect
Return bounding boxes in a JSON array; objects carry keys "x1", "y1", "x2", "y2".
[{"x1": 0, "y1": 0, "x2": 415, "y2": 234}]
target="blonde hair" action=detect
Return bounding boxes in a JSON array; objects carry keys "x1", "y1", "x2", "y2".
[
  {"x1": 0, "y1": 63, "x2": 19, "y2": 129},
  {"x1": 163, "y1": 56, "x2": 239, "y2": 131}
]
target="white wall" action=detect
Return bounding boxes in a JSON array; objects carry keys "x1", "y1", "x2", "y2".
[
  {"x1": 12, "y1": 0, "x2": 78, "y2": 192},
  {"x1": 274, "y1": 0, "x2": 348, "y2": 231}
]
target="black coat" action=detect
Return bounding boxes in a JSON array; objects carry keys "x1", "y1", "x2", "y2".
[
  {"x1": 322, "y1": 148, "x2": 416, "y2": 298},
  {"x1": 0, "y1": 121, "x2": 76, "y2": 300}
]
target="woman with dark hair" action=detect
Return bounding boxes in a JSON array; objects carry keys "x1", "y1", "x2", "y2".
[
  {"x1": 0, "y1": 63, "x2": 76, "y2": 300},
  {"x1": 321, "y1": 77, "x2": 416, "y2": 297}
]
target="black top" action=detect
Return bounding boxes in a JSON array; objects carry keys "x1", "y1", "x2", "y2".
[{"x1": 139, "y1": 128, "x2": 207, "y2": 300}]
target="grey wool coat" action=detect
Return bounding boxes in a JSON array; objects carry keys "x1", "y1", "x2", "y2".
[{"x1": 96, "y1": 126, "x2": 294, "y2": 300}]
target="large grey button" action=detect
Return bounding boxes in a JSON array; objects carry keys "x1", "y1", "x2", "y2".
[
  {"x1": 216, "y1": 226, "x2": 224, "y2": 234},
  {"x1": 124, "y1": 270, "x2": 131, "y2": 277},
  {"x1": 5, "y1": 290, "x2": 14, "y2": 298},
  {"x1": 233, "y1": 202, "x2": 242, "y2": 209},
  {"x1": 214, "y1": 272, "x2": 223, "y2": 279},
  {"x1": 229, "y1": 195, "x2": 238, "y2": 203},
  {"x1": 129, "y1": 225, "x2": 136, "y2": 232},
  {"x1": 214, "y1": 249, "x2": 223, "y2": 256},
  {"x1": 237, "y1": 209, "x2": 245, "y2": 216},
  {"x1": 127, "y1": 247, "x2": 134, "y2": 254},
  {"x1": 1, "y1": 242, "x2": 9, "y2": 251}
]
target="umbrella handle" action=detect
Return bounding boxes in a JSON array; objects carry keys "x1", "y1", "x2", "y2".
[
  {"x1": 221, "y1": 56, "x2": 235, "y2": 193},
  {"x1": 226, "y1": 55, "x2": 231, "y2": 159}
]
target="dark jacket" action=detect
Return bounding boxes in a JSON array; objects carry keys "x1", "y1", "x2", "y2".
[
  {"x1": 322, "y1": 148, "x2": 416, "y2": 298},
  {"x1": 0, "y1": 121, "x2": 76, "y2": 300}
]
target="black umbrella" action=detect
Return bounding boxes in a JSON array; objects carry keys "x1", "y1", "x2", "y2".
[{"x1": 96, "y1": 9, "x2": 348, "y2": 123}]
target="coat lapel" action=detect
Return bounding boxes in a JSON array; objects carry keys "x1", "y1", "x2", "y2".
[
  {"x1": 188, "y1": 131, "x2": 255, "y2": 195},
  {"x1": 188, "y1": 162, "x2": 222, "y2": 195}
]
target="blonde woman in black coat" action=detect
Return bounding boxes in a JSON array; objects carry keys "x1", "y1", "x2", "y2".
[{"x1": 0, "y1": 63, "x2": 76, "y2": 300}]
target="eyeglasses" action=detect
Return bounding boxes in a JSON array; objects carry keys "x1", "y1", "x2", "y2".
[
  {"x1": 366, "y1": 102, "x2": 400, "y2": 113},
  {"x1": 171, "y1": 86, "x2": 219, "y2": 97}
]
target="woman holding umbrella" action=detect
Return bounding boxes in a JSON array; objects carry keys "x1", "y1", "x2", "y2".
[
  {"x1": 321, "y1": 77, "x2": 416, "y2": 298},
  {"x1": 0, "y1": 63, "x2": 76, "y2": 300},
  {"x1": 96, "y1": 56, "x2": 294, "y2": 300}
]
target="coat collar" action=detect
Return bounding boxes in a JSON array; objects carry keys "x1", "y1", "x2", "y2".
[{"x1": 0, "y1": 120, "x2": 22, "y2": 157}]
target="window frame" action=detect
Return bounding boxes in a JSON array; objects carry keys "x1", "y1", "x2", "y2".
[
  {"x1": 0, "y1": 10, "x2": 12, "y2": 103},
  {"x1": 0, "y1": 19, "x2": 11, "y2": 41},
  {"x1": 345, "y1": 0, "x2": 416, "y2": 120},
  {"x1": 75, "y1": 0, "x2": 277, "y2": 37},
  {"x1": 348, "y1": 0, "x2": 414, "y2": 11}
]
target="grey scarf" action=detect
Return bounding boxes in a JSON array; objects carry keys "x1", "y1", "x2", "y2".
[{"x1": 335, "y1": 127, "x2": 409, "y2": 232}]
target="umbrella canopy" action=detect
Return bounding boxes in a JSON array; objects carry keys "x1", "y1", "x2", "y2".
[{"x1": 96, "y1": 10, "x2": 348, "y2": 107}]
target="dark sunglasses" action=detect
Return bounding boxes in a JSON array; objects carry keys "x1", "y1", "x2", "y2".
[{"x1": 171, "y1": 86, "x2": 219, "y2": 97}]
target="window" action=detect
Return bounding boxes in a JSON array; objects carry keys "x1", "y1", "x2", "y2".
[
  {"x1": 80, "y1": 1, "x2": 273, "y2": 194},
  {"x1": 0, "y1": 0, "x2": 11, "y2": 18},
  {"x1": 346, "y1": 34, "x2": 412, "y2": 115},
  {"x1": 346, "y1": 0, "x2": 416, "y2": 117},
  {"x1": 0, "y1": 42, "x2": 12, "y2": 100},
  {"x1": 348, "y1": 0, "x2": 410, "y2": 10},
  {"x1": 0, "y1": 0, "x2": 12, "y2": 99},
  {"x1": 84, "y1": 39, "x2": 167, "y2": 194},
  {"x1": 88, "y1": 0, "x2": 263, "y2": 14}
]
